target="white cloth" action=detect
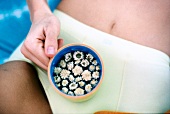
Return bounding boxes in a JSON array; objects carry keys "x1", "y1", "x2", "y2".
[{"x1": 8, "y1": 9, "x2": 170, "y2": 113}]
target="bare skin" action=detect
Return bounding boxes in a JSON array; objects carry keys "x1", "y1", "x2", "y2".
[
  {"x1": 57, "y1": 0, "x2": 170, "y2": 56},
  {"x1": 0, "y1": 61, "x2": 52, "y2": 113},
  {"x1": 0, "y1": 0, "x2": 169, "y2": 113}
]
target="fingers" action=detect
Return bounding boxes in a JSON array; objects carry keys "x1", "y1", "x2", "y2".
[
  {"x1": 21, "y1": 41, "x2": 49, "y2": 70},
  {"x1": 20, "y1": 15, "x2": 63, "y2": 70},
  {"x1": 21, "y1": 38, "x2": 63, "y2": 70},
  {"x1": 44, "y1": 38, "x2": 63, "y2": 58},
  {"x1": 57, "y1": 39, "x2": 64, "y2": 49},
  {"x1": 44, "y1": 21, "x2": 60, "y2": 58}
]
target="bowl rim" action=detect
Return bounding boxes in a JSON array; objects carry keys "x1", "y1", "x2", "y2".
[{"x1": 48, "y1": 43, "x2": 104, "y2": 100}]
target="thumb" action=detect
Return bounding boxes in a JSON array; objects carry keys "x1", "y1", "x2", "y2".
[{"x1": 45, "y1": 31, "x2": 59, "y2": 58}]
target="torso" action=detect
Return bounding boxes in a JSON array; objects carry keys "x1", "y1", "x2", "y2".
[{"x1": 57, "y1": 0, "x2": 170, "y2": 56}]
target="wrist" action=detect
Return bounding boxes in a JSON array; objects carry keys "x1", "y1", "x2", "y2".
[
  {"x1": 31, "y1": 9, "x2": 53, "y2": 23},
  {"x1": 26, "y1": 0, "x2": 52, "y2": 22}
]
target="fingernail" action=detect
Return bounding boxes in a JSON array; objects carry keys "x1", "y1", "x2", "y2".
[{"x1": 47, "y1": 46, "x2": 55, "y2": 54}]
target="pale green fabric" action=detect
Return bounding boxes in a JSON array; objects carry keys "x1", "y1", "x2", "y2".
[{"x1": 8, "y1": 9, "x2": 170, "y2": 113}]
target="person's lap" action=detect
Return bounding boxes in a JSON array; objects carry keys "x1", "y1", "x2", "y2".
[
  {"x1": 48, "y1": 10, "x2": 170, "y2": 113},
  {"x1": 1, "y1": 9, "x2": 170, "y2": 113}
]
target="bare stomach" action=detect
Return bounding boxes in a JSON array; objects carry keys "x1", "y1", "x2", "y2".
[{"x1": 57, "y1": 0, "x2": 170, "y2": 57}]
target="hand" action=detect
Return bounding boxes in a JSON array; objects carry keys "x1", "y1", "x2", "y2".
[{"x1": 21, "y1": 13, "x2": 63, "y2": 70}]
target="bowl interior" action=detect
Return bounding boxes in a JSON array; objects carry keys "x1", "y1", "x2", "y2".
[{"x1": 49, "y1": 44, "x2": 103, "y2": 97}]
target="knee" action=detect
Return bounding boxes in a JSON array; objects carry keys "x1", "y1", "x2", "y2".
[
  {"x1": 0, "y1": 61, "x2": 39, "y2": 113},
  {"x1": 0, "y1": 60, "x2": 36, "y2": 74},
  {"x1": 0, "y1": 60, "x2": 38, "y2": 90},
  {"x1": 0, "y1": 61, "x2": 51, "y2": 113},
  {"x1": 0, "y1": 61, "x2": 37, "y2": 81}
]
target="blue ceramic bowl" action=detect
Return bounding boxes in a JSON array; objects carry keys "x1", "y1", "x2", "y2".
[{"x1": 48, "y1": 44, "x2": 104, "y2": 102}]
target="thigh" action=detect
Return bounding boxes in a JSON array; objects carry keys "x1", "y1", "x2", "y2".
[{"x1": 0, "y1": 61, "x2": 52, "y2": 114}]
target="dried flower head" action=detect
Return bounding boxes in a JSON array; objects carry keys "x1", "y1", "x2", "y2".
[
  {"x1": 56, "y1": 83, "x2": 61, "y2": 87},
  {"x1": 69, "y1": 75, "x2": 75, "y2": 82},
  {"x1": 68, "y1": 91, "x2": 74, "y2": 96},
  {"x1": 74, "y1": 60, "x2": 81, "y2": 64},
  {"x1": 72, "y1": 65, "x2": 83, "y2": 76},
  {"x1": 85, "y1": 84, "x2": 92, "y2": 92},
  {"x1": 54, "y1": 67, "x2": 62, "y2": 74},
  {"x1": 92, "y1": 71, "x2": 99, "y2": 79},
  {"x1": 81, "y1": 59, "x2": 89, "y2": 67},
  {"x1": 78, "y1": 81, "x2": 85, "y2": 87},
  {"x1": 75, "y1": 76, "x2": 82, "y2": 82},
  {"x1": 69, "y1": 82, "x2": 78, "y2": 90},
  {"x1": 60, "y1": 60, "x2": 66, "y2": 68},
  {"x1": 86, "y1": 53, "x2": 93, "y2": 62},
  {"x1": 62, "y1": 80, "x2": 69, "y2": 86},
  {"x1": 54, "y1": 75, "x2": 61, "y2": 83},
  {"x1": 67, "y1": 61, "x2": 74, "y2": 70},
  {"x1": 96, "y1": 65, "x2": 100, "y2": 71},
  {"x1": 65, "y1": 53, "x2": 72, "y2": 62},
  {"x1": 74, "y1": 88, "x2": 84, "y2": 96},
  {"x1": 82, "y1": 70, "x2": 92, "y2": 81},
  {"x1": 73, "y1": 51, "x2": 84, "y2": 60},
  {"x1": 62, "y1": 87, "x2": 68, "y2": 94},
  {"x1": 60, "y1": 69, "x2": 70, "y2": 79},
  {"x1": 89, "y1": 65, "x2": 95, "y2": 71},
  {"x1": 90, "y1": 79, "x2": 98, "y2": 86},
  {"x1": 92, "y1": 60, "x2": 98, "y2": 65}
]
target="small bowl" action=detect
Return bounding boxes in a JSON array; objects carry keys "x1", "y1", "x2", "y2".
[{"x1": 48, "y1": 44, "x2": 104, "y2": 102}]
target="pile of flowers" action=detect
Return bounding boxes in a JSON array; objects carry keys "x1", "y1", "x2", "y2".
[{"x1": 53, "y1": 51, "x2": 101, "y2": 96}]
